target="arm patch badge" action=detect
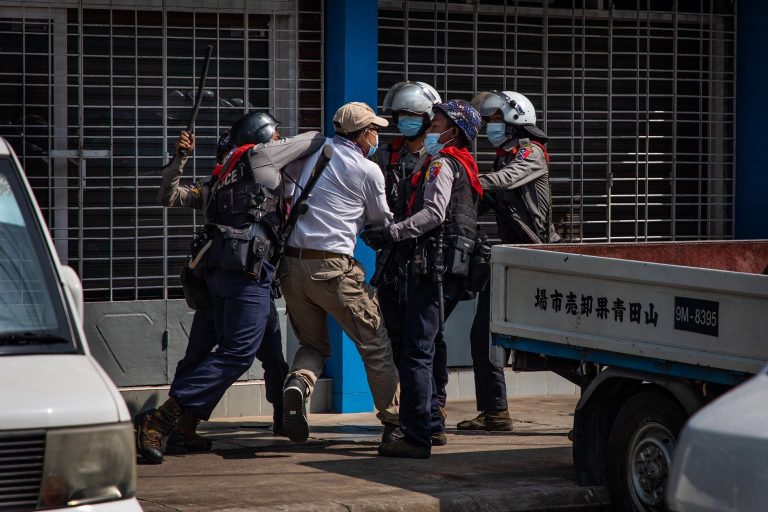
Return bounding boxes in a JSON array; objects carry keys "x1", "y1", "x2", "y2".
[
  {"x1": 516, "y1": 147, "x2": 532, "y2": 160},
  {"x1": 426, "y1": 161, "x2": 443, "y2": 183}
]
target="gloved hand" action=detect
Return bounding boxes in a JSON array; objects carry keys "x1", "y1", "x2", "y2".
[{"x1": 361, "y1": 226, "x2": 394, "y2": 251}]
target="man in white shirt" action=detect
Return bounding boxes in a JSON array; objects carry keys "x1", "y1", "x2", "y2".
[{"x1": 278, "y1": 102, "x2": 400, "y2": 443}]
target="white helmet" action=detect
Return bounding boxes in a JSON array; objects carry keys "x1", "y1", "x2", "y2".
[
  {"x1": 382, "y1": 81, "x2": 443, "y2": 120},
  {"x1": 471, "y1": 90, "x2": 536, "y2": 126},
  {"x1": 472, "y1": 90, "x2": 547, "y2": 141}
]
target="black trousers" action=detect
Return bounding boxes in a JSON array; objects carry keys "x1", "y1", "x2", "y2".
[
  {"x1": 379, "y1": 278, "x2": 449, "y2": 409},
  {"x1": 469, "y1": 285, "x2": 509, "y2": 411},
  {"x1": 397, "y1": 276, "x2": 463, "y2": 448},
  {"x1": 172, "y1": 293, "x2": 289, "y2": 418}
]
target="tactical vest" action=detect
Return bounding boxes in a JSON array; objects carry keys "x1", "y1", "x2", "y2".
[
  {"x1": 209, "y1": 144, "x2": 281, "y2": 232},
  {"x1": 203, "y1": 144, "x2": 283, "y2": 278},
  {"x1": 385, "y1": 137, "x2": 425, "y2": 222},
  {"x1": 409, "y1": 155, "x2": 479, "y2": 241}
]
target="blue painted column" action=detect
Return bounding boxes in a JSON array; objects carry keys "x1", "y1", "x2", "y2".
[
  {"x1": 735, "y1": 0, "x2": 768, "y2": 238},
  {"x1": 323, "y1": 0, "x2": 379, "y2": 412}
]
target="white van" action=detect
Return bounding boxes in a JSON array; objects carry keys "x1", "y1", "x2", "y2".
[{"x1": 0, "y1": 137, "x2": 141, "y2": 511}]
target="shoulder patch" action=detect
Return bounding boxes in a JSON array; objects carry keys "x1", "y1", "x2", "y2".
[
  {"x1": 425, "y1": 161, "x2": 443, "y2": 183},
  {"x1": 516, "y1": 146, "x2": 533, "y2": 160}
]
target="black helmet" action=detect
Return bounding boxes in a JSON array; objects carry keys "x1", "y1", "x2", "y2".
[{"x1": 229, "y1": 110, "x2": 279, "y2": 146}]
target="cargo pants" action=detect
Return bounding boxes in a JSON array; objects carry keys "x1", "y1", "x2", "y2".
[{"x1": 278, "y1": 254, "x2": 399, "y2": 425}]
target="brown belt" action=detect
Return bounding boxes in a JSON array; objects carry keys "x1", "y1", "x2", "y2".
[{"x1": 284, "y1": 246, "x2": 347, "y2": 260}]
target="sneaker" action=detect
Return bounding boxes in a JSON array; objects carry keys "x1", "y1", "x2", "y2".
[
  {"x1": 381, "y1": 422, "x2": 403, "y2": 444},
  {"x1": 282, "y1": 377, "x2": 309, "y2": 443},
  {"x1": 378, "y1": 437, "x2": 430, "y2": 459},
  {"x1": 431, "y1": 432, "x2": 448, "y2": 446},
  {"x1": 165, "y1": 411, "x2": 212, "y2": 454},
  {"x1": 456, "y1": 410, "x2": 514, "y2": 432},
  {"x1": 135, "y1": 399, "x2": 182, "y2": 464}
]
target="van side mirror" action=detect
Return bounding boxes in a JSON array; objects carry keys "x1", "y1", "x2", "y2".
[{"x1": 61, "y1": 265, "x2": 84, "y2": 324}]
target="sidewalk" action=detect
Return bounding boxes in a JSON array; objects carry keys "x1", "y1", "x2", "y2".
[{"x1": 136, "y1": 395, "x2": 610, "y2": 512}]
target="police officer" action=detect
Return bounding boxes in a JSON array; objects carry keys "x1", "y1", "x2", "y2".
[
  {"x1": 137, "y1": 112, "x2": 324, "y2": 464},
  {"x1": 158, "y1": 130, "x2": 290, "y2": 456},
  {"x1": 374, "y1": 81, "x2": 450, "y2": 435},
  {"x1": 363, "y1": 100, "x2": 483, "y2": 458},
  {"x1": 456, "y1": 90, "x2": 559, "y2": 432}
]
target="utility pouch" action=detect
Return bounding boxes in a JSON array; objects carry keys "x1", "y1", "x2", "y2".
[
  {"x1": 208, "y1": 224, "x2": 271, "y2": 276},
  {"x1": 181, "y1": 260, "x2": 212, "y2": 311},
  {"x1": 180, "y1": 226, "x2": 214, "y2": 310},
  {"x1": 445, "y1": 234, "x2": 475, "y2": 278},
  {"x1": 249, "y1": 233, "x2": 270, "y2": 278},
  {"x1": 189, "y1": 226, "x2": 214, "y2": 270},
  {"x1": 467, "y1": 233, "x2": 492, "y2": 293},
  {"x1": 208, "y1": 225, "x2": 252, "y2": 273}
]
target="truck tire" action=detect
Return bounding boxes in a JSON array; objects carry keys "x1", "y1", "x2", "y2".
[{"x1": 607, "y1": 388, "x2": 688, "y2": 512}]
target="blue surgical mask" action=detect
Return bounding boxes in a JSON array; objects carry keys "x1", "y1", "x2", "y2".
[
  {"x1": 397, "y1": 116, "x2": 424, "y2": 137},
  {"x1": 366, "y1": 131, "x2": 379, "y2": 158},
  {"x1": 486, "y1": 122, "x2": 508, "y2": 147},
  {"x1": 424, "y1": 129, "x2": 452, "y2": 156}
]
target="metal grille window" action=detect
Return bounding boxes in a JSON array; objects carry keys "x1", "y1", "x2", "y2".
[
  {"x1": 378, "y1": 1, "x2": 735, "y2": 242},
  {"x1": 0, "y1": 0, "x2": 323, "y2": 301}
]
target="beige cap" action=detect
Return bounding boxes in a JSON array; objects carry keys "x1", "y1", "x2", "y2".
[{"x1": 332, "y1": 102, "x2": 389, "y2": 134}]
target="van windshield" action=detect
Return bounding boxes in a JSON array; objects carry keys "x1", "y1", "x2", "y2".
[{"x1": 0, "y1": 158, "x2": 78, "y2": 355}]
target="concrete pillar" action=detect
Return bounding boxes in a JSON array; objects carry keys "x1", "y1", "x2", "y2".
[{"x1": 322, "y1": 0, "x2": 379, "y2": 412}]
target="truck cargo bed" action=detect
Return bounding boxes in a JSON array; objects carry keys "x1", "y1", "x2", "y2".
[{"x1": 490, "y1": 241, "x2": 768, "y2": 384}]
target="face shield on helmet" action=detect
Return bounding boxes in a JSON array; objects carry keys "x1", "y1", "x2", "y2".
[
  {"x1": 471, "y1": 90, "x2": 537, "y2": 126},
  {"x1": 471, "y1": 90, "x2": 548, "y2": 144},
  {"x1": 229, "y1": 110, "x2": 280, "y2": 146},
  {"x1": 382, "y1": 81, "x2": 442, "y2": 137}
]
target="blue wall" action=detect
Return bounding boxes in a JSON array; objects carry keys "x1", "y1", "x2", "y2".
[
  {"x1": 322, "y1": 0, "x2": 379, "y2": 412},
  {"x1": 735, "y1": 0, "x2": 768, "y2": 238}
]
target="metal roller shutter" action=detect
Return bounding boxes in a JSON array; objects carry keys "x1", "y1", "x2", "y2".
[
  {"x1": 378, "y1": 0, "x2": 736, "y2": 243},
  {"x1": 0, "y1": 0, "x2": 324, "y2": 301}
]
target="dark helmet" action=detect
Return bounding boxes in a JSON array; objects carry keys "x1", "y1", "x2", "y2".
[{"x1": 229, "y1": 110, "x2": 279, "y2": 146}]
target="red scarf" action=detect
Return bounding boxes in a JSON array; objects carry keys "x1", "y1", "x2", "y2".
[
  {"x1": 212, "y1": 144, "x2": 255, "y2": 182},
  {"x1": 439, "y1": 146, "x2": 483, "y2": 197},
  {"x1": 389, "y1": 136, "x2": 405, "y2": 165}
]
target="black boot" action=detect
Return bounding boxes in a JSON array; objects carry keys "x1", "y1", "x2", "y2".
[
  {"x1": 135, "y1": 398, "x2": 183, "y2": 464},
  {"x1": 456, "y1": 410, "x2": 514, "y2": 432},
  {"x1": 431, "y1": 432, "x2": 448, "y2": 446},
  {"x1": 381, "y1": 422, "x2": 403, "y2": 444},
  {"x1": 282, "y1": 377, "x2": 309, "y2": 443},
  {"x1": 165, "y1": 410, "x2": 212, "y2": 454},
  {"x1": 378, "y1": 437, "x2": 430, "y2": 459}
]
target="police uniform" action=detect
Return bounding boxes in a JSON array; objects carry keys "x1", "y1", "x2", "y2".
[
  {"x1": 385, "y1": 146, "x2": 481, "y2": 451},
  {"x1": 156, "y1": 132, "x2": 324, "y2": 420},
  {"x1": 170, "y1": 292, "x2": 288, "y2": 435},
  {"x1": 469, "y1": 137, "x2": 558, "y2": 413},
  {"x1": 374, "y1": 137, "x2": 451, "y2": 413},
  {"x1": 480, "y1": 138, "x2": 557, "y2": 244}
]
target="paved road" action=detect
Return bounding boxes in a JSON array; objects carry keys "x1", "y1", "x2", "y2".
[{"x1": 136, "y1": 395, "x2": 610, "y2": 511}]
